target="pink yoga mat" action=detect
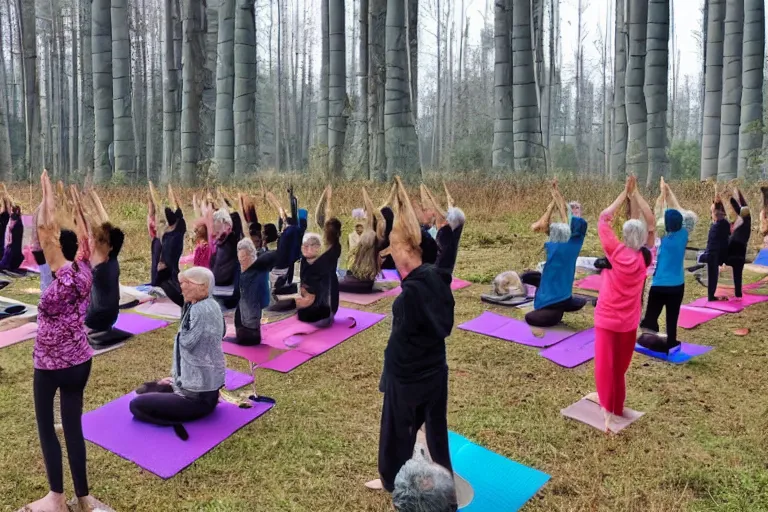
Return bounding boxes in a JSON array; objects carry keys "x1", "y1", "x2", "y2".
[
  {"x1": 224, "y1": 368, "x2": 254, "y2": 390},
  {"x1": 738, "y1": 293, "x2": 768, "y2": 307},
  {"x1": 458, "y1": 312, "x2": 574, "y2": 348},
  {"x1": 223, "y1": 308, "x2": 385, "y2": 373},
  {"x1": 574, "y1": 274, "x2": 602, "y2": 291},
  {"x1": 539, "y1": 328, "x2": 595, "y2": 368},
  {"x1": 561, "y1": 398, "x2": 644, "y2": 434},
  {"x1": 341, "y1": 277, "x2": 470, "y2": 305},
  {"x1": 0, "y1": 322, "x2": 37, "y2": 349},
  {"x1": 678, "y1": 305, "x2": 725, "y2": 329},
  {"x1": 688, "y1": 297, "x2": 746, "y2": 313},
  {"x1": 19, "y1": 246, "x2": 40, "y2": 273},
  {"x1": 113, "y1": 313, "x2": 170, "y2": 336},
  {"x1": 82, "y1": 392, "x2": 273, "y2": 479},
  {"x1": 134, "y1": 299, "x2": 182, "y2": 320}
]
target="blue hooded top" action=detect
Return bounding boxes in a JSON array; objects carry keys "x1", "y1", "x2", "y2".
[
  {"x1": 534, "y1": 216, "x2": 588, "y2": 309},
  {"x1": 652, "y1": 209, "x2": 687, "y2": 287}
]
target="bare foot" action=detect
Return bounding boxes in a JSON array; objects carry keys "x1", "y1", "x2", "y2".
[
  {"x1": 364, "y1": 479, "x2": 384, "y2": 491},
  {"x1": 18, "y1": 491, "x2": 67, "y2": 512},
  {"x1": 71, "y1": 496, "x2": 115, "y2": 512},
  {"x1": 584, "y1": 392, "x2": 600, "y2": 404}
]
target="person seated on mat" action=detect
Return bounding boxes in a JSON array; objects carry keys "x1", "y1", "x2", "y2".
[
  {"x1": 25, "y1": 171, "x2": 113, "y2": 512},
  {"x1": 339, "y1": 188, "x2": 386, "y2": 294},
  {"x1": 295, "y1": 233, "x2": 336, "y2": 327},
  {"x1": 423, "y1": 183, "x2": 465, "y2": 274},
  {"x1": 348, "y1": 208, "x2": 366, "y2": 256},
  {"x1": 366, "y1": 177, "x2": 455, "y2": 493},
  {"x1": 210, "y1": 207, "x2": 241, "y2": 287},
  {"x1": 392, "y1": 455, "x2": 458, "y2": 512},
  {"x1": 726, "y1": 187, "x2": 751, "y2": 299},
  {"x1": 148, "y1": 183, "x2": 186, "y2": 306},
  {"x1": 315, "y1": 185, "x2": 342, "y2": 314},
  {"x1": 0, "y1": 201, "x2": 24, "y2": 272},
  {"x1": 592, "y1": 176, "x2": 653, "y2": 433},
  {"x1": 0, "y1": 185, "x2": 11, "y2": 261},
  {"x1": 699, "y1": 191, "x2": 731, "y2": 301},
  {"x1": 129, "y1": 266, "x2": 226, "y2": 440},
  {"x1": 638, "y1": 178, "x2": 696, "y2": 355},
  {"x1": 265, "y1": 189, "x2": 305, "y2": 297},
  {"x1": 190, "y1": 194, "x2": 214, "y2": 269},
  {"x1": 521, "y1": 181, "x2": 588, "y2": 327},
  {"x1": 233, "y1": 239, "x2": 277, "y2": 346},
  {"x1": 760, "y1": 185, "x2": 768, "y2": 248}
]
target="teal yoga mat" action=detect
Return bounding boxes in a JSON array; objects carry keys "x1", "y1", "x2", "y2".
[{"x1": 449, "y1": 431, "x2": 550, "y2": 511}]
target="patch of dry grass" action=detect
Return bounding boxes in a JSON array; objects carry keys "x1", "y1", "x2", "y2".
[{"x1": 1, "y1": 177, "x2": 767, "y2": 511}]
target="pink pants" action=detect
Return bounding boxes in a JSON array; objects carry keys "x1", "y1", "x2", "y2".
[{"x1": 594, "y1": 327, "x2": 636, "y2": 416}]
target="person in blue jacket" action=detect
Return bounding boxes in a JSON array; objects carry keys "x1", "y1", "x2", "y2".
[{"x1": 522, "y1": 185, "x2": 588, "y2": 327}]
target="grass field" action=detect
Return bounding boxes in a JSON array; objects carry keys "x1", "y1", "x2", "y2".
[{"x1": 1, "y1": 177, "x2": 768, "y2": 511}]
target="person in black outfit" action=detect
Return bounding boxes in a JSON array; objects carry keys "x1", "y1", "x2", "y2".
[
  {"x1": 0, "y1": 204, "x2": 24, "y2": 272},
  {"x1": 0, "y1": 191, "x2": 9, "y2": 259},
  {"x1": 379, "y1": 206, "x2": 396, "y2": 270},
  {"x1": 266, "y1": 189, "x2": 305, "y2": 297},
  {"x1": 727, "y1": 188, "x2": 751, "y2": 299},
  {"x1": 699, "y1": 197, "x2": 731, "y2": 301},
  {"x1": 153, "y1": 207, "x2": 186, "y2": 306},
  {"x1": 85, "y1": 222, "x2": 125, "y2": 334},
  {"x1": 314, "y1": 186, "x2": 342, "y2": 315},
  {"x1": 367, "y1": 177, "x2": 455, "y2": 494},
  {"x1": 295, "y1": 232, "x2": 339, "y2": 327},
  {"x1": 233, "y1": 239, "x2": 277, "y2": 345}
]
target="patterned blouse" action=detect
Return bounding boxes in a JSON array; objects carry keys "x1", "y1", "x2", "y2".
[{"x1": 33, "y1": 259, "x2": 94, "y2": 370}]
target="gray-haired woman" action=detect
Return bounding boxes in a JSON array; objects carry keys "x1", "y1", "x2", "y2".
[{"x1": 129, "y1": 267, "x2": 226, "y2": 440}]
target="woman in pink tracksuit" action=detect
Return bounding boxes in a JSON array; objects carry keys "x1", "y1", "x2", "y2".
[{"x1": 593, "y1": 177, "x2": 653, "y2": 431}]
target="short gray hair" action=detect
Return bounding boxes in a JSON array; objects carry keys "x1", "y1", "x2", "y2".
[
  {"x1": 302, "y1": 232, "x2": 322, "y2": 246},
  {"x1": 446, "y1": 207, "x2": 466, "y2": 230},
  {"x1": 569, "y1": 201, "x2": 582, "y2": 212},
  {"x1": 548, "y1": 222, "x2": 571, "y2": 243},
  {"x1": 392, "y1": 458, "x2": 458, "y2": 512},
  {"x1": 237, "y1": 238, "x2": 257, "y2": 262},
  {"x1": 213, "y1": 209, "x2": 233, "y2": 227},
  {"x1": 623, "y1": 219, "x2": 646, "y2": 251},
  {"x1": 682, "y1": 210, "x2": 698, "y2": 233},
  {"x1": 180, "y1": 266, "x2": 215, "y2": 297}
]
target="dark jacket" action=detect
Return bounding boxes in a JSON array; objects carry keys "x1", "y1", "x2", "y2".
[
  {"x1": 85, "y1": 256, "x2": 120, "y2": 332},
  {"x1": 420, "y1": 227, "x2": 438, "y2": 265},
  {"x1": 211, "y1": 231, "x2": 239, "y2": 286},
  {"x1": 297, "y1": 244, "x2": 340, "y2": 323},
  {"x1": 435, "y1": 224, "x2": 463, "y2": 273},
  {"x1": 384, "y1": 264, "x2": 455, "y2": 383},
  {"x1": 236, "y1": 251, "x2": 278, "y2": 330},
  {"x1": 703, "y1": 218, "x2": 731, "y2": 266}
]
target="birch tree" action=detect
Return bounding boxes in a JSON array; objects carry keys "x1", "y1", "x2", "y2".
[
  {"x1": 316, "y1": 0, "x2": 329, "y2": 167},
  {"x1": 368, "y1": 0, "x2": 385, "y2": 179},
  {"x1": 181, "y1": 0, "x2": 205, "y2": 185},
  {"x1": 611, "y1": 0, "x2": 627, "y2": 179},
  {"x1": 19, "y1": 0, "x2": 42, "y2": 178},
  {"x1": 625, "y1": 0, "x2": 648, "y2": 180},
  {"x1": 645, "y1": 0, "x2": 670, "y2": 183},
  {"x1": 163, "y1": 0, "x2": 179, "y2": 183},
  {"x1": 356, "y1": 0, "x2": 369, "y2": 177},
  {"x1": 717, "y1": 0, "x2": 743, "y2": 181},
  {"x1": 201, "y1": 0, "x2": 218, "y2": 160},
  {"x1": 384, "y1": 0, "x2": 418, "y2": 177},
  {"x1": 233, "y1": 0, "x2": 257, "y2": 175},
  {"x1": 511, "y1": 0, "x2": 542, "y2": 171},
  {"x1": 700, "y1": 0, "x2": 725, "y2": 179},
  {"x1": 113, "y1": 0, "x2": 135, "y2": 180},
  {"x1": 215, "y1": 0, "x2": 235, "y2": 179},
  {"x1": 69, "y1": 5, "x2": 79, "y2": 176},
  {"x1": 737, "y1": 0, "x2": 764, "y2": 176},
  {"x1": 328, "y1": 0, "x2": 347, "y2": 176},
  {"x1": 92, "y1": 0, "x2": 113, "y2": 182},
  {"x1": 492, "y1": 0, "x2": 513, "y2": 170}
]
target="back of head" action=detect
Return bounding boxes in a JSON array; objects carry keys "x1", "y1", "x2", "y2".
[
  {"x1": 682, "y1": 210, "x2": 698, "y2": 233},
  {"x1": 59, "y1": 229, "x2": 79, "y2": 261},
  {"x1": 264, "y1": 223, "x2": 278, "y2": 244},
  {"x1": 622, "y1": 219, "x2": 646, "y2": 251},
  {"x1": 492, "y1": 271, "x2": 526, "y2": 297},
  {"x1": 324, "y1": 218, "x2": 342, "y2": 247},
  {"x1": 664, "y1": 209, "x2": 683, "y2": 234},
  {"x1": 446, "y1": 207, "x2": 465, "y2": 231},
  {"x1": 548, "y1": 222, "x2": 571, "y2": 243},
  {"x1": 381, "y1": 206, "x2": 395, "y2": 238},
  {"x1": 164, "y1": 207, "x2": 177, "y2": 227},
  {"x1": 392, "y1": 458, "x2": 458, "y2": 512}
]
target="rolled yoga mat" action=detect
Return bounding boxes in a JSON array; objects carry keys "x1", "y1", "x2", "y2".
[
  {"x1": 82, "y1": 392, "x2": 274, "y2": 479},
  {"x1": 458, "y1": 311, "x2": 574, "y2": 348}
]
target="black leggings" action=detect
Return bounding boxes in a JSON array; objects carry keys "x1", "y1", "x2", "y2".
[
  {"x1": 129, "y1": 383, "x2": 219, "y2": 426},
  {"x1": 338, "y1": 273, "x2": 375, "y2": 294},
  {"x1": 641, "y1": 284, "x2": 685, "y2": 345},
  {"x1": 33, "y1": 359, "x2": 92, "y2": 498},
  {"x1": 378, "y1": 369, "x2": 451, "y2": 492}
]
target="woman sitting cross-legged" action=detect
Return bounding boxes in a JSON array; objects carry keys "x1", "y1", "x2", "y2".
[
  {"x1": 638, "y1": 179, "x2": 697, "y2": 355},
  {"x1": 129, "y1": 267, "x2": 226, "y2": 440},
  {"x1": 233, "y1": 239, "x2": 277, "y2": 346},
  {"x1": 521, "y1": 180, "x2": 588, "y2": 327},
  {"x1": 592, "y1": 176, "x2": 653, "y2": 432}
]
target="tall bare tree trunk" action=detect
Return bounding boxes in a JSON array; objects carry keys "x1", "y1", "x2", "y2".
[
  {"x1": 625, "y1": 0, "x2": 648, "y2": 181},
  {"x1": 112, "y1": 0, "x2": 135, "y2": 181},
  {"x1": 737, "y1": 0, "x2": 764, "y2": 177},
  {"x1": 384, "y1": 0, "x2": 418, "y2": 178},
  {"x1": 492, "y1": 0, "x2": 513, "y2": 170},
  {"x1": 368, "y1": 0, "x2": 385, "y2": 179},
  {"x1": 357, "y1": 0, "x2": 369, "y2": 177},
  {"x1": 181, "y1": 0, "x2": 205, "y2": 185},
  {"x1": 328, "y1": 0, "x2": 347, "y2": 176},
  {"x1": 317, "y1": 0, "x2": 329, "y2": 167},
  {"x1": 645, "y1": 0, "x2": 670, "y2": 184},
  {"x1": 234, "y1": 0, "x2": 257, "y2": 176},
  {"x1": 69, "y1": 6, "x2": 79, "y2": 177},
  {"x1": 700, "y1": 0, "x2": 724, "y2": 179},
  {"x1": 215, "y1": 0, "x2": 234, "y2": 179},
  {"x1": 716, "y1": 0, "x2": 743, "y2": 181},
  {"x1": 163, "y1": 0, "x2": 179, "y2": 183},
  {"x1": 19, "y1": 0, "x2": 41, "y2": 179},
  {"x1": 0, "y1": 4, "x2": 12, "y2": 180},
  {"x1": 92, "y1": 0, "x2": 113, "y2": 182},
  {"x1": 408, "y1": 0, "x2": 417, "y2": 118},
  {"x1": 201, "y1": 0, "x2": 218, "y2": 160},
  {"x1": 511, "y1": 0, "x2": 542, "y2": 171}
]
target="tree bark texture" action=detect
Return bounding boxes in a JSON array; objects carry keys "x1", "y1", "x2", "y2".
[
  {"x1": 737, "y1": 0, "x2": 764, "y2": 177},
  {"x1": 328, "y1": 0, "x2": 347, "y2": 177},
  {"x1": 645, "y1": 0, "x2": 669, "y2": 184},
  {"x1": 181, "y1": 0, "x2": 205, "y2": 185},
  {"x1": 625, "y1": 0, "x2": 648, "y2": 181},
  {"x1": 511, "y1": 0, "x2": 542, "y2": 171},
  {"x1": 368, "y1": 0, "x2": 385, "y2": 179},
  {"x1": 611, "y1": 0, "x2": 627, "y2": 179},
  {"x1": 112, "y1": 0, "x2": 135, "y2": 180},
  {"x1": 214, "y1": 0, "x2": 235, "y2": 179},
  {"x1": 492, "y1": 0, "x2": 513, "y2": 170},
  {"x1": 201, "y1": 0, "x2": 218, "y2": 160},
  {"x1": 233, "y1": 0, "x2": 257, "y2": 176},
  {"x1": 92, "y1": 0, "x2": 113, "y2": 183},
  {"x1": 716, "y1": 0, "x2": 743, "y2": 181},
  {"x1": 700, "y1": 0, "x2": 724, "y2": 179}
]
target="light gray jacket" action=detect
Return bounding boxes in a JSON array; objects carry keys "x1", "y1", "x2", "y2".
[{"x1": 172, "y1": 297, "x2": 226, "y2": 395}]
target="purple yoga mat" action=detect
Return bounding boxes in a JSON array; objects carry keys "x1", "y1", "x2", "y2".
[
  {"x1": 458, "y1": 312, "x2": 574, "y2": 348},
  {"x1": 378, "y1": 269, "x2": 401, "y2": 281},
  {"x1": 0, "y1": 322, "x2": 37, "y2": 349},
  {"x1": 688, "y1": 297, "x2": 746, "y2": 313},
  {"x1": 539, "y1": 328, "x2": 596, "y2": 368},
  {"x1": 224, "y1": 368, "x2": 254, "y2": 390},
  {"x1": 83, "y1": 392, "x2": 273, "y2": 478},
  {"x1": 113, "y1": 313, "x2": 170, "y2": 336},
  {"x1": 678, "y1": 305, "x2": 725, "y2": 329},
  {"x1": 134, "y1": 299, "x2": 182, "y2": 320},
  {"x1": 223, "y1": 308, "x2": 385, "y2": 372}
]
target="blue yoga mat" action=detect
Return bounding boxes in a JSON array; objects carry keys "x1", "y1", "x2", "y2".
[
  {"x1": 754, "y1": 249, "x2": 768, "y2": 266},
  {"x1": 449, "y1": 431, "x2": 550, "y2": 511}
]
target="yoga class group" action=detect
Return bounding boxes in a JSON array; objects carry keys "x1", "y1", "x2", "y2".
[{"x1": 0, "y1": 173, "x2": 765, "y2": 512}]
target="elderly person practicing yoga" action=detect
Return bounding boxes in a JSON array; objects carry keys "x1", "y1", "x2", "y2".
[
  {"x1": 0, "y1": 190, "x2": 24, "y2": 272},
  {"x1": 726, "y1": 187, "x2": 751, "y2": 299},
  {"x1": 638, "y1": 179, "x2": 697, "y2": 355},
  {"x1": 367, "y1": 177, "x2": 455, "y2": 494},
  {"x1": 340, "y1": 188, "x2": 386, "y2": 293},
  {"x1": 422, "y1": 183, "x2": 465, "y2": 274},
  {"x1": 392, "y1": 456, "x2": 458, "y2": 512},
  {"x1": 592, "y1": 176, "x2": 653, "y2": 433},
  {"x1": 699, "y1": 191, "x2": 732, "y2": 301},
  {"x1": 129, "y1": 267, "x2": 226, "y2": 440},
  {"x1": 23, "y1": 172, "x2": 112, "y2": 512},
  {"x1": 148, "y1": 183, "x2": 186, "y2": 306},
  {"x1": 294, "y1": 232, "x2": 337, "y2": 327},
  {"x1": 521, "y1": 181, "x2": 588, "y2": 327},
  {"x1": 233, "y1": 239, "x2": 277, "y2": 345}
]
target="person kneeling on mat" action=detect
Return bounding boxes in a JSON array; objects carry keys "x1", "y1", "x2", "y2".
[
  {"x1": 85, "y1": 222, "x2": 125, "y2": 335},
  {"x1": 233, "y1": 239, "x2": 276, "y2": 346},
  {"x1": 295, "y1": 233, "x2": 335, "y2": 327},
  {"x1": 522, "y1": 181, "x2": 587, "y2": 327},
  {"x1": 129, "y1": 267, "x2": 226, "y2": 440}
]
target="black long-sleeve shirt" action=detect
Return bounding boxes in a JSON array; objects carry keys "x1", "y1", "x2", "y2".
[
  {"x1": 435, "y1": 224, "x2": 463, "y2": 273},
  {"x1": 704, "y1": 218, "x2": 731, "y2": 266},
  {"x1": 297, "y1": 244, "x2": 341, "y2": 323},
  {"x1": 86, "y1": 256, "x2": 120, "y2": 332}
]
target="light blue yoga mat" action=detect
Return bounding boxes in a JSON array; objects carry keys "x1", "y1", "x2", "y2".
[{"x1": 449, "y1": 431, "x2": 550, "y2": 511}]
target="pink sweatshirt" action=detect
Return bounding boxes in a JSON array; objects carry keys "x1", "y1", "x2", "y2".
[{"x1": 594, "y1": 213, "x2": 650, "y2": 332}]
